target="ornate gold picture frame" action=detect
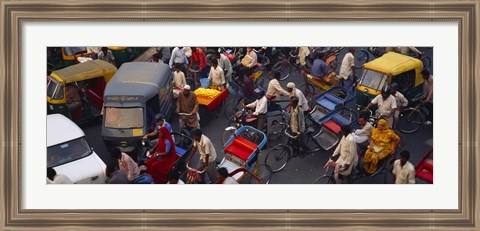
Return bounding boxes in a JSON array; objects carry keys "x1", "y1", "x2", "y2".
[{"x1": 1, "y1": 0, "x2": 479, "y2": 230}]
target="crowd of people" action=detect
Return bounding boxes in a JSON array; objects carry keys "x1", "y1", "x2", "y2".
[{"x1": 47, "y1": 47, "x2": 431, "y2": 185}]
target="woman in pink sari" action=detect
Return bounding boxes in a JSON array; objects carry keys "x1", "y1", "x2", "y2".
[{"x1": 144, "y1": 127, "x2": 178, "y2": 184}]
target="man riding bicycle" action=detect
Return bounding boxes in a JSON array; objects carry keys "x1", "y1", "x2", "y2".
[
  {"x1": 323, "y1": 125, "x2": 358, "y2": 183},
  {"x1": 244, "y1": 87, "x2": 268, "y2": 131}
]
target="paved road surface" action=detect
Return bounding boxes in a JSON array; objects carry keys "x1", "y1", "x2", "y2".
[{"x1": 80, "y1": 47, "x2": 433, "y2": 184}]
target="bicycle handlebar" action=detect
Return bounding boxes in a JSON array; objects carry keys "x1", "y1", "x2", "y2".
[{"x1": 178, "y1": 112, "x2": 194, "y2": 116}]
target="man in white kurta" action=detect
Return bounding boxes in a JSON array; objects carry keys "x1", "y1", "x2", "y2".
[
  {"x1": 351, "y1": 115, "x2": 374, "y2": 144},
  {"x1": 392, "y1": 150, "x2": 416, "y2": 184},
  {"x1": 286, "y1": 82, "x2": 309, "y2": 111},
  {"x1": 324, "y1": 125, "x2": 358, "y2": 182},
  {"x1": 338, "y1": 48, "x2": 356, "y2": 89},
  {"x1": 366, "y1": 92, "x2": 397, "y2": 128},
  {"x1": 208, "y1": 59, "x2": 225, "y2": 90}
]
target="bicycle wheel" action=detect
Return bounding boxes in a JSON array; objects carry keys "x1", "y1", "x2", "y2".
[
  {"x1": 264, "y1": 144, "x2": 291, "y2": 172},
  {"x1": 299, "y1": 82, "x2": 316, "y2": 102},
  {"x1": 304, "y1": 127, "x2": 324, "y2": 153},
  {"x1": 397, "y1": 108, "x2": 424, "y2": 134},
  {"x1": 313, "y1": 175, "x2": 334, "y2": 184},
  {"x1": 251, "y1": 164, "x2": 273, "y2": 184},
  {"x1": 222, "y1": 128, "x2": 236, "y2": 145},
  {"x1": 421, "y1": 56, "x2": 432, "y2": 70},
  {"x1": 354, "y1": 49, "x2": 369, "y2": 69},
  {"x1": 267, "y1": 122, "x2": 287, "y2": 148},
  {"x1": 272, "y1": 61, "x2": 292, "y2": 81},
  {"x1": 223, "y1": 99, "x2": 240, "y2": 120}
]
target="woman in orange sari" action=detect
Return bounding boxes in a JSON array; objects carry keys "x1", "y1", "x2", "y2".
[
  {"x1": 363, "y1": 118, "x2": 400, "y2": 174},
  {"x1": 144, "y1": 127, "x2": 178, "y2": 183}
]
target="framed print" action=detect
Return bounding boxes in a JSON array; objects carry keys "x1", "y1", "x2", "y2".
[{"x1": 1, "y1": 0, "x2": 479, "y2": 230}]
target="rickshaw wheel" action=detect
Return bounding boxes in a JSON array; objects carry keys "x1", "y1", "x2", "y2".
[
  {"x1": 251, "y1": 164, "x2": 273, "y2": 184},
  {"x1": 264, "y1": 144, "x2": 290, "y2": 172}
]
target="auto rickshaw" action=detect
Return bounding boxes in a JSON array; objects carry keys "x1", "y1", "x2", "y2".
[
  {"x1": 108, "y1": 47, "x2": 149, "y2": 67},
  {"x1": 61, "y1": 47, "x2": 89, "y2": 67},
  {"x1": 101, "y1": 62, "x2": 173, "y2": 161},
  {"x1": 355, "y1": 52, "x2": 425, "y2": 107},
  {"x1": 47, "y1": 60, "x2": 117, "y2": 124}
]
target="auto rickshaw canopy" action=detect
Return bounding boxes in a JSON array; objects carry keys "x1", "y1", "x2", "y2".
[
  {"x1": 50, "y1": 60, "x2": 117, "y2": 84},
  {"x1": 103, "y1": 62, "x2": 171, "y2": 104},
  {"x1": 363, "y1": 52, "x2": 424, "y2": 86}
]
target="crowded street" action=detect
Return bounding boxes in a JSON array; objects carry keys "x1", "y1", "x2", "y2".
[{"x1": 46, "y1": 46, "x2": 433, "y2": 184}]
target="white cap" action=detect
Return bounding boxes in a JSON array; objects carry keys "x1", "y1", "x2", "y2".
[
  {"x1": 184, "y1": 85, "x2": 191, "y2": 90},
  {"x1": 287, "y1": 82, "x2": 295, "y2": 88}
]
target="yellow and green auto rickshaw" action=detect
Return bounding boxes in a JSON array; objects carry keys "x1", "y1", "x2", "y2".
[
  {"x1": 356, "y1": 52, "x2": 425, "y2": 106},
  {"x1": 108, "y1": 47, "x2": 149, "y2": 67},
  {"x1": 47, "y1": 60, "x2": 117, "y2": 123},
  {"x1": 61, "y1": 47, "x2": 88, "y2": 67}
]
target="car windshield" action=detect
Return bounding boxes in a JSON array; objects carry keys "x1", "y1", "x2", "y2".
[
  {"x1": 64, "y1": 47, "x2": 87, "y2": 56},
  {"x1": 104, "y1": 107, "x2": 144, "y2": 129},
  {"x1": 47, "y1": 137, "x2": 92, "y2": 167},
  {"x1": 47, "y1": 76, "x2": 64, "y2": 100},
  {"x1": 358, "y1": 69, "x2": 388, "y2": 91}
]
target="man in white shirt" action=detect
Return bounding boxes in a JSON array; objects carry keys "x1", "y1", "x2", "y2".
[
  {"x1": 392, "y1": 150, "x2": 416, "y2": 184},
  {"x1": 286, "y1": 82, "x2": 309, "y2": 112},
  {"x1": 189, "y1": 129, "x2": 218, "y2": 184},
  {"x1": 169, "y1": 47, "x2": 189, "y2": 72},
  {"x1": 172, "y1": 63, "x2": 186, "y2": 99},
  {"x1": 214, "y1": 51, "x2": 233, "y2": 83},
  {"x1": 244, "y1": 47, "x2": 257, "y2": 68},
  {"x1": 208, "y1": 59, "x2": 226, "y2": 90},
  {"x1": 365, "y1": 85, "x2": 397, "y2": 128},
  {"x1": 244, "y1": 88, "x2": 268, "y2": 131},
  {"x1": 390, "y1": 83, "x2": 408, "y2": 129},
  {"x1": 98, "y1": 47, "x2": 116, "y2": 66},
  {"x1": 338, "y1": 48, "x2": 356, "y2": 90},
  {"x1": 323, "y1": 125, "x2": 358, "y2": 183},
  {"x1": 351, "y1": 114, "x2": 374, "y2": 144},
  {"x1": 47, "y1": 167, "x2": 73, "y2": 184},
  {"x1": 266, "y1": 72, "x2": 290, "y2": 99},
  {"x1": 296, "y1": 47, "x2": 311, "y2": 68}
]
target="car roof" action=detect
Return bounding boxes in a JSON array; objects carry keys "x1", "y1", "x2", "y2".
[
  {"x1": 47, "y1": 114, "x2": 85, "y2": 147},
  {"x1": 103, "y1": 62, "x2": 171, "y2": 102}
]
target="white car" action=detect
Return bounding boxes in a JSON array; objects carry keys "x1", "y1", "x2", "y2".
[{"x1": 47, "y1": 114, "x2": 106, "y2": 184}]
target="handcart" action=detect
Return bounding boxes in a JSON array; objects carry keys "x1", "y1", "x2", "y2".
[
  {"x1": 218, "y1": 125, "x2": 272, "y2": 183},
  {"x1": 316, "y1": 106, "x2": 359, "y2": 150},
  {"x1": 194, "y1": 87, "x2": 228, "y2": 126},
  {"x1": 415, "y1": 148, "x2": 433, "y2": 184}
]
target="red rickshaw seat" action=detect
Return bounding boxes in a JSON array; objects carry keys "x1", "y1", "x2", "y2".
[
  {"x1": 416, "y1": 160, "x2": 433, "y2": 183},
  {"x1": 323, "y1": 120, "x2": 341, "y2": 134},
  {"x1": 224, "y1": 136, "x2": 258, "y2": 162}
]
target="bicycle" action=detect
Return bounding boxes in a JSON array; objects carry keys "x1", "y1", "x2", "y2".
[
  {"x1": 312, "y1": 162, "x2": 354, "y2": 184},
  {"x1": 397, "y1": 100, "x2": 431, "y2": 134},
  {"x1": 270, "y1": 50, "x2": 304, "y2": 81},
  {"x1": 264, "y1": 119, "x2": 324, "y2": 172}
]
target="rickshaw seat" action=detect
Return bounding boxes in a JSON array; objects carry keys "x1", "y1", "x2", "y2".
[
  {"x1": 416, "y1": 159, "x2": 433, "y2": 183},
  {"x1": 323, "y1": 120, "x2": 341, "y2": 134},
  {"x1": 316, "y1": 94, "x2": 343, "y2": 111},
  {"x1": 224, "y1": 136, "x2": 258, "y2": 162},
  {"x1": 176, "y1": 146, "x2": 187, "y2": 157},
  {"x1": 331, "y1": 114, "x2": 350, "y2": 126}
]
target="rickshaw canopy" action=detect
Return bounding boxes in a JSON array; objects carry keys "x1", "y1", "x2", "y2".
[
  {"x1": 50, "y1": 60, "x2": 117, "y2": 84},
  {"x1": 363, "y1": 52, "x2": 423, "y2": 86},
  {"x1": 103, "y1": 62, "x2": 171, "y2": 104}
]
